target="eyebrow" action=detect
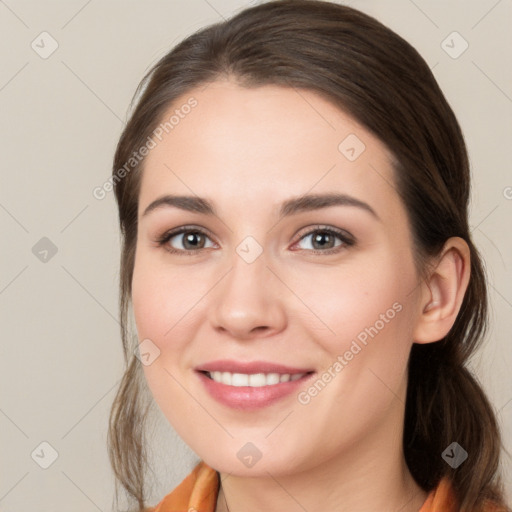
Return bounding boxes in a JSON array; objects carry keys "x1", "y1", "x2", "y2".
[{"x1": 141, "y1": 193, "x2": 380, "y2": 221}]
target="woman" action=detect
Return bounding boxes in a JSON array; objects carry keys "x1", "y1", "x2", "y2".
[{"x1": 107, "y1": 1, "x2": 511, "y2": 511}]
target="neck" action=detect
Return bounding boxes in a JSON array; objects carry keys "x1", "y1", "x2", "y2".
[
  {"x1": 215, "y1": 387, "x2": 428, "y2": 512},
  {"x1": 216, "y1": 455, "x2": 427, "y2": 512}
]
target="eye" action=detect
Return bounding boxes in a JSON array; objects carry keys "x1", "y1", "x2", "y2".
[
  {"x1": 155, "y1": 224, "x2": 355, "y2": 256},
  {"x1": 156, "y1": 226, "x2": 216, "y2": 255},
  {"x1": 292, "y1": 225, "x2": 355, "y2": 255}
]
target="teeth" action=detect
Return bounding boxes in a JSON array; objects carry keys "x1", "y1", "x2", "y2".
[{"x1": 208, "y1": 371, "x2": 307, "y2": 387}]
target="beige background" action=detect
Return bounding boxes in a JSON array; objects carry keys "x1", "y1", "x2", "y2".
[{"x1": 1, "y1": 0, "x2": 511, "y2": 510}]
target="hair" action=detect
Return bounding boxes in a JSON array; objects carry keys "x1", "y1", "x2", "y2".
[{"x1": 107, "y1": 1, "x2": 510, "y2": 511}]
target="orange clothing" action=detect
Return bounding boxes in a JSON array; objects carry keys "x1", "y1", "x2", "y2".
[{"x1": 145, "y1": 460, "x2": 506, "y2": 512}]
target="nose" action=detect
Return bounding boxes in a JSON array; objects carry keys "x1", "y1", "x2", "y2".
[{"x1": 209, "y1": 248, "x2": 287, "y2": 340}]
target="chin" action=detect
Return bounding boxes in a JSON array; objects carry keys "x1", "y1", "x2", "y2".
[{"x1": 200, "y1": 447, "x2": 309, "y2": 478}]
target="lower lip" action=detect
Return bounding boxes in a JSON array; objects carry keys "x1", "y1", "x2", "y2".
[{"x1": 196, "y1": 371, "x2": 315, "y2": 410}]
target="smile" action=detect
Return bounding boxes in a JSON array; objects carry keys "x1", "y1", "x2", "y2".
[
  {"x1": 204, "y1": 371, "x2": 308, "y2": 387},
  {"x1": 196, "y1": 369, "x2": 315, "y2": 410}
]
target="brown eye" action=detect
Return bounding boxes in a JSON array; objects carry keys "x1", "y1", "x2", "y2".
[
  {"x1": 156, "y1": 227, "x2": 215, "y2": 255},
  {"x1": 176, "y1": 231, "x2": 207, "y2": 250},
  {"x1": 293, "y1": 226, "x2": 355, "y2": 255}
]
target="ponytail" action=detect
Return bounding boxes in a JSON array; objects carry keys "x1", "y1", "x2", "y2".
[{"x1": 404, "y1": 336, "x2": 509, "y2": 510}]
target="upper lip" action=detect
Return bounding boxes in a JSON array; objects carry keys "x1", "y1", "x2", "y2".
[{"x1": 195, "y1": 359, "x2": 315, "y2": 375}]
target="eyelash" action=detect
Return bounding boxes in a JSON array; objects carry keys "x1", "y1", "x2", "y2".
[{"x1": 155, "y1": 224, "x2": 355, "y2": 256}]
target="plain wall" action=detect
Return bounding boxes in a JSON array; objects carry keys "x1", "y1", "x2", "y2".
[{"x1": 1, "y1": 0, "x2": 511, "y2": 510}]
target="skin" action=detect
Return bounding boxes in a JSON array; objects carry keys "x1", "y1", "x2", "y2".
[{"x1": 131, "y1": 80, "x2": 471, "y2": 512}]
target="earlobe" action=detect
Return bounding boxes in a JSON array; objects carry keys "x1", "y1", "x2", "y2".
[{"x1": 413, "y1": 237, "x2": 471, "y2": 344}]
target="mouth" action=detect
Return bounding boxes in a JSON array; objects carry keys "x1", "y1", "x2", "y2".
[
  {"x1": 194, "y1": 360, "x2": 316, "y2": 410},
  {"x1": 199, "y1": 370, "x2": 314, "y2": 387}
]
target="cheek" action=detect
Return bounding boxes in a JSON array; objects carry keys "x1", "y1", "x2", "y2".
[
  {"x1": 131, "y1": 263, "x2": 167, "y2": 342},
  {"x1": 290, "y1": 260, "x2": 414, "y2": 432},
  {"x1": 131, "y1": 251, "x2": 191, "y2": 340},
  {"x1": 131, "y1": 251, "x2": 216, "y2": 370},
  {"x1": 290, "y1": 253, "x2": 412, "y2": 349},
  {"x1": 131, "y1": 254, "x2": 198, "y2": 412}
]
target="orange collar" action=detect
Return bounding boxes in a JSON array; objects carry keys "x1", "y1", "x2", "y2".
[{"x1": 418, "y1": 475, "x2": 458, "y2": 512}]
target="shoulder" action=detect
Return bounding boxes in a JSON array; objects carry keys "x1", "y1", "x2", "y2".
[{"x1": 146, "y1": 460, "x2": 219, "y2": 512}]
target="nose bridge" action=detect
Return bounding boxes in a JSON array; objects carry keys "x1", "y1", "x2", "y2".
[
  {"x1": 222, "y1": 240, "x2": 270, "y2": 308},
  {"x1": 223, "y1": 229, "x2": 270, "y2": 291},
  {"x1": 209, "y1": 238, "x2": 286, "y2": 337}
]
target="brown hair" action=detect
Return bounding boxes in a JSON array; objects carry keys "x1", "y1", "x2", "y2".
[{"x1": 108, "y1": 1, "x2": 510, "y2": 510}]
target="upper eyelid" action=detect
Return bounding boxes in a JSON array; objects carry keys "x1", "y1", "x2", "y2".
[{"x1": 161, "y1": 225, "x2": 215, "y2": 242}]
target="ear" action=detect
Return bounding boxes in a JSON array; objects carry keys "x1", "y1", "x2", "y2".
[{"x1": 412, "y1": 237, "x2": 471, "y2": 344}]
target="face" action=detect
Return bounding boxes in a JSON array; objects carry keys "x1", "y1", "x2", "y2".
[{"x1": 131, "y1": 80, "x2": 424, "y2": 477}]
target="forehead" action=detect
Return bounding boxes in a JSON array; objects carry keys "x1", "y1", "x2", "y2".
[{"x1": 138, "y1": 80, "x2": 402, "y2": 222}]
